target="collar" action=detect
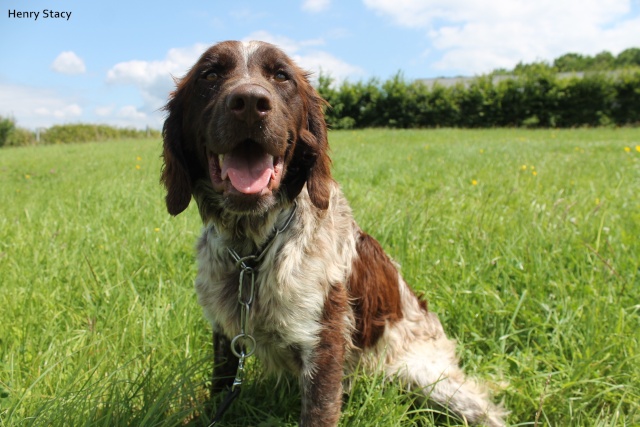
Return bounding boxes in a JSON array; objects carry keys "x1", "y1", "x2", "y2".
[{"x1": 226, "y1": 201, "x2": 297, "y2": 268}]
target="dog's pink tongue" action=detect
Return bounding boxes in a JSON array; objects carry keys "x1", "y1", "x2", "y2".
[{"x1": 222, "y1": 151, "x2": 273, "y2": 194}]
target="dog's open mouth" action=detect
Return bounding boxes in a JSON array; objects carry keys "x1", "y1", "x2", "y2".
[{"x1": 209, "y1": 140, "x2": 284, "y2": 195}]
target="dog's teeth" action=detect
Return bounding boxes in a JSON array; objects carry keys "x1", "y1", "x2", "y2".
[{"x1": 218, "y1": 154, "x2": 224, "y2": 166}]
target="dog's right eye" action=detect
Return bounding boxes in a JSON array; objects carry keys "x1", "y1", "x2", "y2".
[{"x1": 274, "y1": 71, "x2": 289, "y2": 82}]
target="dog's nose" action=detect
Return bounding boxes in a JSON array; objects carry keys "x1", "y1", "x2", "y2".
[{"x1": 226, "y1": 84, "x2": 272, "y2": 124}]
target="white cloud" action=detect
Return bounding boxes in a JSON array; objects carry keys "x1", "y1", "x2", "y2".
[
  {"x1": 293, "y1": 50, "x2": 364, "y2": 82},
  {"x1": 106, "y1": 43, "x2": 209, "y2": 111},
  {"x1": 51, "y1": 51, "x2": 86, "y2": 75},
  {"x1": 105, "y1": 44, "x2": 210, "y2": 127},
  {"x1": 0, "y1": 83, "x2": 159, "y2": 130},
  {"x1": 92, "y1": 104, "x2": 160, "y2": 128},
  {"x1": 302, "y1": 0, "x2": 331, "y2": 13},
  {"x1": 243, "y1": 31, "x2": 364, "y2": 81},
  {"x1": 363, "y1": 0, "x2": 640, "y2": 74},
  {"x1": 117, "y1": 105, "x2": 147, "y2": 121},
  {"x1": 34, "y1": 104, "x2": 82, "y2": 119},
  {"x1": 0, "y1": 84, "x2": 83, "y2": 128}
]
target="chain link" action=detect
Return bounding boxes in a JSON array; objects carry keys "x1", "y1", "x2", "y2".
[{"x1": 227, "y1": 250, "x2": 259, "y2": 390}]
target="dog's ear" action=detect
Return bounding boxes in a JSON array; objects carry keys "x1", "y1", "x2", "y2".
[
  {"x1": 160, "y1": 91, "x2": 192, "y2": 216},
  {"x1": 286, "y1": 81, "x2": 333, "y2": 210}
]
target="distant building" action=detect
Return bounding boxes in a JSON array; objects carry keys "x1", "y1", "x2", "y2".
[{"x1": 416, "y1": 72, "x2": 604, "y2": 87}]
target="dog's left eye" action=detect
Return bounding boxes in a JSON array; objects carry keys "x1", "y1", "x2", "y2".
[
  {"x1": 202, "y1": 70, "x2": 220, "y2": 81},
  {"x1": 274, "y1": 71, "x2": 288, "y2": 82}
]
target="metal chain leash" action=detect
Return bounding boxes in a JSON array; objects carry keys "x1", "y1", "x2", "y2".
[
  {"x1": 208, "y1": 250, "x2": 258, "y2": 427},
  {"x1": 208, "y1": 203, "x2": 297, "y2": 426},
  {"x1": 227, "y1": 249, "x2": 258, "y2": 390}
]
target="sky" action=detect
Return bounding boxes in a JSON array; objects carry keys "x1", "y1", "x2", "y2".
[{"x1": 1, "y1": 0, "x2": 639, "y2": 130}]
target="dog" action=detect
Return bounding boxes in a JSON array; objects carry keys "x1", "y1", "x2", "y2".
[{"x1": 161, "y1": 40, "x2": 506, "y2": 427}]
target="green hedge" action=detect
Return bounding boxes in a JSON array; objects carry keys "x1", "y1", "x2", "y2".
[
  {"x1": 0, "y1": 121, "x2": 161, "y2": 148},
  {"x1": 318, "y1": 68, "x2": 640, "y2": 129},
  {"x1": 40, "y1": 124, "x2": 160, "y2": 145}
]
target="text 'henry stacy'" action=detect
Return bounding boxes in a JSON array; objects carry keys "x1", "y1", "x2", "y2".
[{"x1": 8, "y1": 10, "x2": 72, "y2": 21}]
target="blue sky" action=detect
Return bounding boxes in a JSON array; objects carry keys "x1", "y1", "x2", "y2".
[{"x1": 1, "y1": 0, "x2": 639, "y2": 130}]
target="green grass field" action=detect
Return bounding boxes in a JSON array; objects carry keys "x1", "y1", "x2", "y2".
[{"x1": 1, "y1": 128, "x2": 639, "y2": 426}]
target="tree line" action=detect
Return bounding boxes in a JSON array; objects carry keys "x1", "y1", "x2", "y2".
[
  {"x1": 318, "y1": 48, "x2": 640, "y2": 129},
  {"x1": 509, "y1": 47, "x2": 640, "y2": 74}
]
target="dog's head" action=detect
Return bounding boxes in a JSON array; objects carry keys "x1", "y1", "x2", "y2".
[{"x1": 161, "y1": 40, "x2": 332, "y2": 217}]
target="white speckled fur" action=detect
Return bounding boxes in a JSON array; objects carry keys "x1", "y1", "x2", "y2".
[{"x1": 195, "y1": 184, "x2": 357, "y2": 376}]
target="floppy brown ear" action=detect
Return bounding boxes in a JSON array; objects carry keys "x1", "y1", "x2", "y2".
[
  {"x1": 304, "y1": 94, "x2": 332, "y2": 210},
  {"x1": 160, "y1": 94, "x2": 192, "y2": 216},
  {"x1": 286, "y1": 83, "x2": 333, "y2": 210}
]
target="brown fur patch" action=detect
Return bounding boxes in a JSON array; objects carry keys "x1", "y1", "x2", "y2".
[
  {"x1": 348, "y1": 232, "x2": 404, "y2": 349},
  {"x1": 300, "y1": 284, "x2": 348, "y2": 427}
]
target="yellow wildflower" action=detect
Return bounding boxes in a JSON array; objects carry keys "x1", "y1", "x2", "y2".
[
  {"x1": 25, "y1": 174, "x2": 31, "y2": 179},
  {"x1": 521, "y1": 165, "x2": 527, "y2": 170},
  {"x1": 154, "y1": 228, "x2": 160, "y2": 232},
  {"x1": 636, "y1": 145, "x2": 640, "y2": 152},
  {"x1": 136, "y1": 165, "x2": 141, "y2": 170},
  {"x1": 532, "y1": 171, "x2": 537, "y2": 176},
  {"x1": 136, "y1": 156, "x2": 142, "y2": 161},
  {"x1": 471, "y1": 179, "x2": 478, "y2": 186},
  {"x1": 624, "y1": 147, "x2": 631, "y2": 153}
]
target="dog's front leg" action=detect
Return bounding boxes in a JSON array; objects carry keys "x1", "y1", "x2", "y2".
[
  {"x1": 299, "y1": 292, "x2": 348, "y2": 427},
  {"x1": 211, "y1": 329, "x2": 239, "y2": 394},
  {"x1": 299, "y1": 345, "x2": 345, "y2": 426}
]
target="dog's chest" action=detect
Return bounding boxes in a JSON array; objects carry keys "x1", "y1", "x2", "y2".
[{"x1": 195, "y1": 228, "x2": 325, "y2": 373}]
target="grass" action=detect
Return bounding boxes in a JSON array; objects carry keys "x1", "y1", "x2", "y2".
[{"x1": 0, "y1": 128, "x2": 638, "y2": 426}]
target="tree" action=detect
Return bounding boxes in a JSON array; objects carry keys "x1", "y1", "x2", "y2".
[
  {"x1": 615, "y1": 48, "x2": 640, "y2": 68},
  {"x1": 592, "y1": 51, "x2": 615, "y2": 70},
  {"x1": 0, "y1": 116, "x2": 16, "y2": 147},
  {"x1": 553, "y1": 53, "x2": 586, "y2": 72}
]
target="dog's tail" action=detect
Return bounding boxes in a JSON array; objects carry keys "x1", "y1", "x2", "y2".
[{"x1": 383, "y1": 311, "x2": 507, "y2": 427}]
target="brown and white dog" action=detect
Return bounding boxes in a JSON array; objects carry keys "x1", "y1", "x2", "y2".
[{"x1": 161, "y1": 40, "x2": 506, "y2": 427}]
